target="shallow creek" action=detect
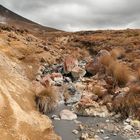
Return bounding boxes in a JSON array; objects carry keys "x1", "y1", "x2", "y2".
[{"x1": 48, "y1": 104, "x2": 127, "y2": 140}]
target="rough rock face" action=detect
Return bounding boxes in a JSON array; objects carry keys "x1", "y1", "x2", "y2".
[
  {"x1": 73, "y1": 96, "x2": 110, "y2": 117},
  {"x1": 0, "y1": 52, "x2": 60, "y2": 139},
  {"x1": 63, "y1": 55, "x2": 78, "y2": 74}
]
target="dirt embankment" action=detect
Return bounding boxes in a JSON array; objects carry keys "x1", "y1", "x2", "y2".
[{"x1": 0, "y1": 25, "x2": 60, "y2": 140}]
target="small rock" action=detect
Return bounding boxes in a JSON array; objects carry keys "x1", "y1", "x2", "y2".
[
  {"x1": 100, "y1": 129, "x2": 104, "y2": 134},
  {"x1": 40, "y1": 75, "x2": 54, "y2": 87},
  {"x1": 43, "y1": 45, "x2": 50, "y2": 51},
  {"x1": 78, "y1": 124, "x2": 84, "y2": 131},
  {"x1": 97, "y1": 49, "x2": 110, "y2": 57},
  {"x1": 80, "y1": 132, "x2": 89, "y2": 140},
  {"x1": 64, "y1": 77, "x2": 72, "y2": 83},
  {"x1": 78, "y1": 60, "x2": 87, "y2": 68},
  {"x1": 105, "y1": 119, "x2": 110, "y2": 123},
  {"x1": 74, "y1": 120, "x2": 81, "y2": 124},
  {"x1": 72, "y1": 129, "x2": 79, "y2": 135},
  {"x1": 94, "y1": 135, "x2": 103, "y2": 140},
  {"x1": 68, "y1": 84, "x2": 77, "y2": 95},
  {"x1": 51, "y1": 115, "x2": 58, "y2": 119},
  {"x1": 113, "y1": 133, "x2": 117, "y2": 136},
  {"x1": 36, "y1": 74, "x2": 42, "y2": 81},
  {"x1": 51, "y1": 115, "x2": 60, "y2": 120},
  {"x1": 125, "y1": 118, "x2": 131, "y2": 123},
  {"x1": 65, "y1": 92, "x2": 81, "y2": 104},
  {"x1": 71, "y1": 66, "x2": 86, "y2": 80},
  {"x1": 124, "y1": 124, "x2": 133, "y2": 131},
  {"x1": 54, "y1": 117, "x2": 61, "y2": 121},
  {"x1": 103, "y1": 136, "x2": 110, "y2": 139},
  {"x1": 59, "y1": 109, "x2": 77, "y2": 120}
]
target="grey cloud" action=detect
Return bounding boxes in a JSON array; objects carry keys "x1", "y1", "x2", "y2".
[{"x1": 0, "y1": 0, "x2": 140, "y2": 31}]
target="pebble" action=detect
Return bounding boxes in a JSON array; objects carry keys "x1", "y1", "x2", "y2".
[
  {"x1": 74, "y1": 120, "x2": 81, "y2": 124},
  {"x1": 105, "y1": 119, "x2": 110, "y2": 123},
  {"x1": 80, "y1": 132, "x2": 89, "y2": 140},
  {"x1": 51, "y1": 115, "x2": 60, "y2": 120},
  {"x1": 100, "y1": 129, "x2": 105, "y2": 134},
  {"x1": 125, "y1": 118, "x2": 131, "y2": 123},
  {"x1": 103, "y1": 136, "x2": 110, "y2": 139},
  {"x1": 53, "y1": 117, "x2": 61, "y2": 120},
  {"x1": 94, "y1": 135, "x2": 103, "y2": 140},
  {"x1": 113, "y1": 133, "x2": 117, "y2": 136},
  {"x1": 72, "y1": 129, "x2": 79, "y2": 135},
  {"x1": 78, "y1": 124, "x2": 84, "y2": 131},
  {"x1": 124, "y1": 124, "x2": 133, "y2": 131}
]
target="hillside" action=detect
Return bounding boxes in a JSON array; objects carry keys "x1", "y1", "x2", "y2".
[{"x1": 0, "y1": 5, "x2": 61, "y2": 39}]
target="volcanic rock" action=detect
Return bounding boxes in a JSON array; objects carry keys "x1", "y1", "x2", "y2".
[
  {"x1": 71, "y1": 66, "x2": 86, "y2": 80},
  {"x1": 63, "y1": 55, "x2": 78, "y2": 74},
  {"x1": 59, "y1": 109, "x2": 77, "y2": 120}
]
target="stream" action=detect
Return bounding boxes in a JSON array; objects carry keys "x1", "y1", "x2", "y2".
[{"x1": 48, "y1": 104, "x2": 127, "y2": 140}]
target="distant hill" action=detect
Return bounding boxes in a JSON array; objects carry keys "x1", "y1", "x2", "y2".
[{"x1": 0, "y1": 5, "x2": 61, "y2": 38}]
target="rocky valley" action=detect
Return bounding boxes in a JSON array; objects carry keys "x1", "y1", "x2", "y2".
[{"x1": 0, "y1": 4, "x2": 140, "y2": 140}]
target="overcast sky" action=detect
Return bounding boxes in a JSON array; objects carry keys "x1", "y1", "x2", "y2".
[{"x1": 0, "y1": 0, "x2": 140, "y2": 31}]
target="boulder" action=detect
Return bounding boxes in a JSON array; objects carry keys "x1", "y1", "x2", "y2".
[
  {"x1": 59, "y1": 109, "x2": 77, "y2": 120},
  {"x1": 71, "y1": 66, "x2": 86, "y2": 79},
  {"x1": 73, "y1": 96, "x2": 110, "y2": 117},
  {"x1": 63, "y1": 55, "x2": 78, "y2": 74},
  {"x1": 85, "y1": 59, "x2": 100, "y2": 75}
]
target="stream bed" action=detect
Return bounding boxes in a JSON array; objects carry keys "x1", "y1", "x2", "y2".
[{"x1": 48, "y1": 104, "x2": 127, "y2": 140}]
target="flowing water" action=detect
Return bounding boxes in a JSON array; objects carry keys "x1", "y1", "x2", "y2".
[{"x1": 48, "y1": 104, "x2": 127, "y2": 140}]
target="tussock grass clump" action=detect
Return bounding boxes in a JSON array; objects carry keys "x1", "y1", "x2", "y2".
[
  {"x1": 35, "y1": 87, "x2": 58, "y2": 114},
  {"x1": 99, "y1": 54, "x2": 114, "y2": 67},
  {"x1": 112, "y1": 83, "x2": 140, "y2": 120},
  {"x1": 92, "y1": 85, "x2": 107, "y2": 98},
  {"x1": 111, "y1": 62, "x2": 131, "y2": 85},
  {"x1": 124, "y1": 83, "x2": 140, "y2": 119},
  {"x1": 110, "y1": 48, "x2": 125, "y2": 59},
  {"x1": 137, "y1": 67, "x2": 140, "y2": 80}
]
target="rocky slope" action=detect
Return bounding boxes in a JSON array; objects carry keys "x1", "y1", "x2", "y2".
[{"x1": 0, "y1": 25, "x2": 60, "y2": 140}]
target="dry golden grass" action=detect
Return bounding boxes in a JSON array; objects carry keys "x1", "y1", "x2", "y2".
[
  {"x1": 112, "y1": 82, "x2": 140, "y2": 119},
  {"x1": 137, "y1": 67, "x2": 140, "y2": 80},
  {"x1": 110, "y1": 48, "x2": 125, "y2": 59},
  {"x1": 124, "y1": 83, "x2": 140, "y2": 119},
  {"x1": 112, "y1": 62, "x2": 131, "y2": 85},
  {"x1": 99, "y1": 54, "x2": 114, "y2": 67},
  {"x1": 92, "y1": 85, "x2": 107, "y2": 98},
  {"x1": 35, "y1": 86, "x2": 58, "y2": 114}
]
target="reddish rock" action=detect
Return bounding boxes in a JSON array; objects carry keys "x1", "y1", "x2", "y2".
[
  {"x1": 85, "y1": 59, "x2": 100, "y2": 75},
  {"x1": 40, "y1": 74, "x2": 54, "y2": 87},
  {"x1": 50, "y1": 72, "x2": 63, "y2": 80},
  {"x1": 63, "y1": 55, "x2": 78, "y2": 74},
  {"x1": 71, "y1": 66, "x2": 86, "y2": 79},
  {"x1": 74, "y1": 96, "x2": 110, "y2": 117},
  {"x1": 78, "y1": 96, "x2": 99, "y2": 108}
]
